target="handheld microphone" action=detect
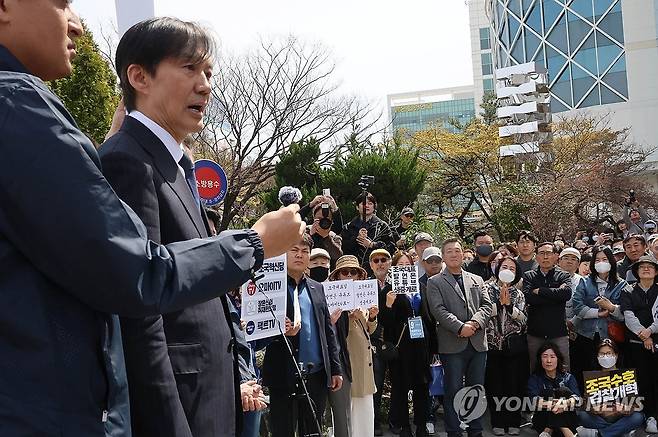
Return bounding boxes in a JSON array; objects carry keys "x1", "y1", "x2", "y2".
[{"x1": 278, "y1": 186, "x2": 302, "y2": 207}]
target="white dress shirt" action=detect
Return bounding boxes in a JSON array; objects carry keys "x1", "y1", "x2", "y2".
[{"x1": 128, "y1": 111, "x2": 185, "y2": 176}]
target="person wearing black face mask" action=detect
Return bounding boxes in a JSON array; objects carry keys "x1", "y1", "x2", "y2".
[
  {"x1": 308, "y1": 248, "x2": 331, "y2": 283},
  {"x1": 308, "y1": 204, "x2": 343, "y2": 268},
  {"x1": 466, "y1": 230, "x2": 495, "y2": 281}
]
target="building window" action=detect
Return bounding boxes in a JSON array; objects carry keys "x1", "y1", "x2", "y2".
[
  {"x1": 481, "y1": 53, "x2": 493, "y2": 76},
  {"x1": 483, "y1": 78, "x2": 494, "y2": 92},
  {"x1": 490, "y1": 0, "x2": 628, "y2": 111},
  {"x1": 480, "y1": 27, "x2": 491, "y2": 50}
]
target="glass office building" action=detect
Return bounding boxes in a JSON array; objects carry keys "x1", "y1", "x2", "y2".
[
  {"x1": 390, "y1": 96, "x2": 476, "y2": 134},
  {"x1": 490, "y1": 0, "x2": 628, "y2": 113}
]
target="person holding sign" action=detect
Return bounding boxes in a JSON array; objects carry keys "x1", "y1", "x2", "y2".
[
  {"x1": 426, "y1": 238, "x2": 492, "y2": 437},
  {"x1": 329, "y1": 255, "x2": 379, "y2": 437},
  {"x1": 576, "y1": 339, "x2": 644, "y2": 437},
  {"x1": 261, "y1": 233, "x2": 343, "y2": 437},
  {"x1": 621, "y1": 255, "x2": 658, "y2": 433},
  {"x1": 381, "y1": 251, "x2": 435, "y2": 437}
]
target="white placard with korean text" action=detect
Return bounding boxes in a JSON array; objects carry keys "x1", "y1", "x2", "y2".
[
  {"x1": 324, "y1": 279, "x2": 379, "y2": 314},
  {"x1": 390, "y1": 265, "x2": 420, "y2": 294},
  {"x1": 241, "y1": 255, "x2": 287, "y2": 341}
]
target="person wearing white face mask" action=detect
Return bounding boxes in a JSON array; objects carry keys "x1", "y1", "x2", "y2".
[
  {"x1": 572, "y1": 247, "x2": 628, "y2": 390},
  {"x1": 483, "y1": 256, "x2": 528, "y2": 436},
  {"x1": 576, "y1": 339, "x2": 645, "y2": 437}
]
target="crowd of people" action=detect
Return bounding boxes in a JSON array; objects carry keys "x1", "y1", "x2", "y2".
[
  {"x1": 221, "y1": 189, "x2": 658, "y2": 437},
  {"x1": 2, "y1": 4, "x2": 658, "y2": 437}
]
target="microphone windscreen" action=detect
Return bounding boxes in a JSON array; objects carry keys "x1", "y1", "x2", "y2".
[{"x1": 278, "y1": 186, "x2": 302, "y2": 207}]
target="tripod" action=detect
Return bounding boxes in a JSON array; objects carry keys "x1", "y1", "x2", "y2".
[
  {"x1": 261, "y1": 288, "x2": 323, "y2": 437},
  {"x1": 290, "y1": 363, "x2": 322, "y2": 437}
]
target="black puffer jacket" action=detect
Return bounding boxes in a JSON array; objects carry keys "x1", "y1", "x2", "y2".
[{"x1": 522, "y1": 267, "x2": 572, "y2": 338}]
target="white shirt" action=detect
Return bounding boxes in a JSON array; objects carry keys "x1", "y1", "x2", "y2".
[{"x1": 128, "y1": 111, "x2": 185, "y2": 176}]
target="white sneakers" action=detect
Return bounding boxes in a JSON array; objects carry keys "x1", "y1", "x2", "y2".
[
  {"x1": 508, "y1": 427, "x2": 520, "y2": 435},
  {"x1": 492, "y1": 428, "x2": 505, "y2": 436},
  {"x1": 576, "y1": 426, "x2": 597, "y2": 437},
  {"x1": 425, "y1": 422, "x2": 435, "y2": 435},
  {"x1": 646, "y1": 416, "x2": 658, "y2": 434},
  {"x1": 539, "y1": 431, "x2": 551, "y2": 437}
]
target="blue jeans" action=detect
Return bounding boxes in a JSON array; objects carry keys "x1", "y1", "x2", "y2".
[
  {"x1": 576, "y1": 411, "x2": 644, "y2": 437},
  {"x1": 241, "y1": 410, "x2": 262, "y2": 437},
  {"x1": 442, "y1": 343, "x2": 487, "y2": 436}
]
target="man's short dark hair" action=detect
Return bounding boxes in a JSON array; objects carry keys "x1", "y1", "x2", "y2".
[
  {"x1": 441, "y1": 237, "x2": 462, "y2": 251},
  {"x1": 516, "y1": 230, "x2": 538, "y2": 244},
  {"x1": 355, "y1": 192, "x2": 377, "y2": 206},
  {"x1": 537, "y1": 242, "x2": 559, "y2": 253},
  {"x1": 473, "y1": 230, "x2": 490, "y2": 242},
  {"x1": 623, "y1": 234, "x2": 647, "y2": 247},
  {"x1": 116, "y1": 17, "x2": 216, "y2": 112}
]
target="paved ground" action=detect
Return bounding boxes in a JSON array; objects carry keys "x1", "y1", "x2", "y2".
[{"x1": 374, "y1": 410, "x2": 652, "y2": 437}]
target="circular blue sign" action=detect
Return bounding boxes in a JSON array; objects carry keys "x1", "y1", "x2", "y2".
[
  {"x1": 245, "y1": 320, "x2": 256, "y2": 336},
  {"x1": 193, "y1": 159, "x2": 228, "y2": 206}
]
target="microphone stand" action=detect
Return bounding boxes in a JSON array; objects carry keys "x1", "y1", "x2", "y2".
[{"x1": 259, "y1": 288, "x2": 322, "y2": 437}]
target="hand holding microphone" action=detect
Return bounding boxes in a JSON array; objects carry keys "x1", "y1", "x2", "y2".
[{"x1": 251, "y1": 186, "x2": 305, "y2": 259}]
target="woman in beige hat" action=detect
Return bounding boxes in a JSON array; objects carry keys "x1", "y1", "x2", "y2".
[{"x1": 328, "y1": 255, "x2": 379, "y2": 437}]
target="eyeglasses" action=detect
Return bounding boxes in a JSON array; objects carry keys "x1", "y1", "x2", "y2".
[
  {"x1": 537, "y1": 251, "x2": 555, "y2": 257},
  {"x1": 425, "y1": 258, "x2": 442, "y2": 264},
  {"x1": 339, "y1": 268, "x2": 361, "y2": 277},
  {"x1": 371, "y1": 257, "x2": 390, "y2": 264},
  {"x1": 403, "y1": 213, "x2": 414, "y2": 218}
]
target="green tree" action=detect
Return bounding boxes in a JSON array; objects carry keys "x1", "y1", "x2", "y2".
[
  {"x1": 262, "y1": 138, "x2": 323, "y2": 210},
  {"x1": 480, "y1": 91, "x2": 498, "y2": 125},
  {"x1": 321, "y1": 140, "x2": 427, "y2": 222},
  {"x1": 50, "y1": 23, "x2": 120, "y2": 144}
]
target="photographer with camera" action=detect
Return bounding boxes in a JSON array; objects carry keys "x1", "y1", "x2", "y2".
[
  {"x1": 341, "y1": 189, "x2": 395, "y2": 270},
  {"x1": 623, "y1": 190, "x2": 651, "y2": 236},
  {"x1": 302, "y1": 193, "x2": 343, "y2": 268}
]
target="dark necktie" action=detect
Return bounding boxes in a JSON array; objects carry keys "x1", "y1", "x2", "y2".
[{"x1": 178, "y1": 153, "x2": 201, "y2": 207}]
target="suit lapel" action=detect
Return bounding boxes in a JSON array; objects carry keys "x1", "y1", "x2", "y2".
[
  {"x1": 306, "y1": 280, "x2": 323, "y2": 330},
  {"x1": 122, "y1": 117, "x2": 207, "y2": 237},
  {"x1": 441, "y1": 270, "x2": 465, "y2": 303}
]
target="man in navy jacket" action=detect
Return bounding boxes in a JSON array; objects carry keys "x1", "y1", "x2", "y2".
[{"x1": 0, "y1": 2, "x2": 303, "y2": 436}]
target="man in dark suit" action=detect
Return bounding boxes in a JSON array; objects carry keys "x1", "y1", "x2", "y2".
[
  {"x1": 99, "y1": 17, "x2": 255, "y2": 437},
  {"x1": 0, "y1": 5, "x2": 303, "y2": 436},
  {"x1": 261, "y1": 233, "x2": 343, "y2": 437}
]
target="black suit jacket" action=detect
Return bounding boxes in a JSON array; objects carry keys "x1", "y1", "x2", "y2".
[
  {"x1": 100, "y1": 117, "x2": 240, "y2": 437},
  {"x1": 261, "y1": 276, "x2": 342, "y2": 391},
  {"x1": 0, "y1": 45, "x2": 263, "y2": 436}
]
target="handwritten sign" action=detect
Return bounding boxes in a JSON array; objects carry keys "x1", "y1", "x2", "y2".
[{"x1": 324, "y1": 279, "x2": 378, "y2": 314}]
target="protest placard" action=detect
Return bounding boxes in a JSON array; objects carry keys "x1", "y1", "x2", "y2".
[
  {"x1": 323, "y1": 279, "x2": 379, "y2": 314},
  {"x1": 241, "y1": 255, "x2": 287, "y2": 341},
  {"x1": 583, "y1": 369, "x2": 639, "y2": 405},
  {"x1": 390, "y1": 265, "x2": 420, "y2": 294}
]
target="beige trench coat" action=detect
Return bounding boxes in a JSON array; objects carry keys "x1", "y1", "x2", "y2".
[{"x1": 346, "y1": 309, "x2": 377, "y2": 398}]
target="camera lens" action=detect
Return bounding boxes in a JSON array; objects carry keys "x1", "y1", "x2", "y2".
[{"x1": 318, "y1": 218, "x2": 332, "y2": 229}]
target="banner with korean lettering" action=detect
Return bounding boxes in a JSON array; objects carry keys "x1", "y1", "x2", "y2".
[
  {"x1": 390, "y1": 265, "x2": 420, "y2": 294},
  {"x1": 583, "y1": 369, "x2": 638, "y2": 405},
  {"x1": 241, "y1": 255, "x2": 287, "y2": 342},
  {"x1": 324, "y1": 279, "x2": 379, "y2": 314}
]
